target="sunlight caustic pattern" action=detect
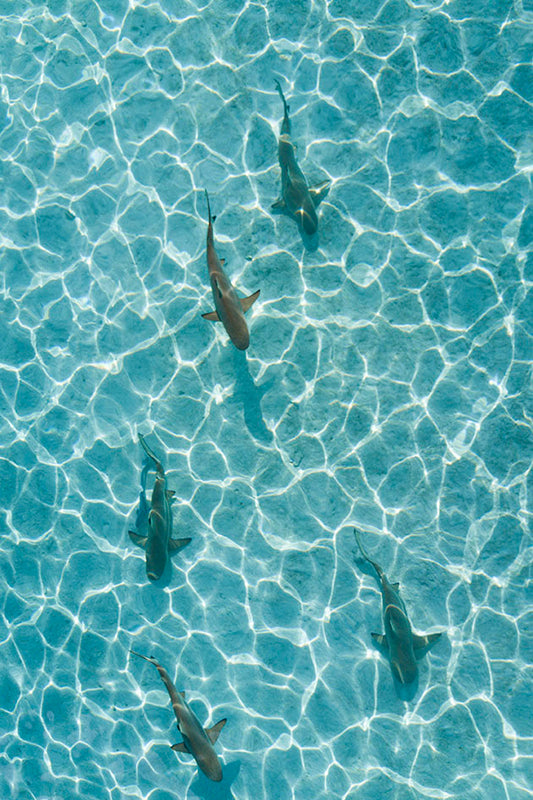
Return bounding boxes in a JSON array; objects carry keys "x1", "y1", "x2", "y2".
[{"x1": 0, "y1": 1, "x2": 532, "y2": 800}]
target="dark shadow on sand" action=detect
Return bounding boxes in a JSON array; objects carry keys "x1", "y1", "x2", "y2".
[
  {"x1": 188, "y1": 759, "x2": 241, "y2": 800},
  {"x1": 231, "y1": 349, "x2": 273, "y2": 444}
]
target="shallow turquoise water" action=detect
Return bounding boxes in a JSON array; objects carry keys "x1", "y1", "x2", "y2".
[{"x1": 0, "y1": 1, "x2": 532, "y2": 799}]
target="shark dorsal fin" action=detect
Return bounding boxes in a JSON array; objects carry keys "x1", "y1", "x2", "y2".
[
  {"x1": 240, "y1": 289, "x2": 260, "y2": 313},
  {"x1": 206, "y1": 718, "x2": 227, "y2": 744}
]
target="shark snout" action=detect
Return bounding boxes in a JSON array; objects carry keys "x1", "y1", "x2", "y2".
[{"x1": 233, "y1": 332, "x2": 250, "y2": 350}]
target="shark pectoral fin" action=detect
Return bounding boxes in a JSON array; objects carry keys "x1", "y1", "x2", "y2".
[
  {"x1": 413, "y1": 631, "x2": 442, "y2": 658},
  {"x1": 168, "y1": 537, "x2": 192, "y2": 554},
  {"x1": 206, "y1": 718, "x2": 227, "y2": 744},
  {"x1": 220, "y1": 258, "x2": 226, "y2": 266},
  {"x1": 166, "y1": 489, "x2": 175, "y2": 498},
  {"x1": 128, "y1": 531, "x2": 148, "y2": 549},
  {"x1": 309, "y1": 180, "x2": 330, "y2": 207},
  {"x1": 171, "y1": 742, "x2": 189, "y2": 753},
  {"x1": 392, "y1": 582, "x2": 400, "y2": 591},
  {"x1": 371, "y1": 632, "x2": 389, "y2": 653},
  {"x1": 180, "y1": 691, "x2": 186, "y2": 698},
  {"x1": 240, "y1": 289, "x2": 260, "y2": 313},
  {"x1": 271, "y1": 198, "x2": 286, "y2": 213},
  {"x1": 202, "y1": 310, "x2": 220, "y2": 322}
]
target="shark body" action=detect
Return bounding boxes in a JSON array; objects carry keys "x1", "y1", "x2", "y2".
[
  {"x1": 128, "y1": 434, "x2": 191, "y2": 581},
  {"x1": 354, "y1": 529, "x2": 442, "y2": 685},
  {"x1": 202, "y1": 190, "x2": 260, "y2": 350},
  {"x1": 272, "y1": 79, "x2": 330, "y2": 238},
  {"x1": 131, "y1": 650, "x2": 226, "y2": 782}
]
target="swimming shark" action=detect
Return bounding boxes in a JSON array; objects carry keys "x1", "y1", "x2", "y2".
[
  {"x1": 272, "y1": 79, "x2": 330, "y2": 238},
  {"x1": 130, "y1": 650, "x2": 227, "y2": 782},
  {"x1": 128, "y1": 434, "x2": 191, "y2": 582},
  {"x1": 354, "y1": 529, "x2": 441, "y2": 685},
  {"x1": 201, "y1": 190, "x2": 260, "y2": 351}
]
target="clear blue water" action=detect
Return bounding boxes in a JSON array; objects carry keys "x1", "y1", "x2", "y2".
[{"x1": 0, "y1": 1, "x2": 532, "y2": 799}]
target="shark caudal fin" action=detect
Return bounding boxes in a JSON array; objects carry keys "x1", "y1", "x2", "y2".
[
  {"x1": 205, "y1": 189, "x2": 214, "y2": 223},
  {"x1": 274, "y1": 79, "x2": 289, "y2": 114},
  {"x1": 353, "y1": 528, "x2": 385, "y2": 580},
  {"x1": 139, "y1": 433, "x2": 163, "y2": 471},
  {"x1": 130, "y1": 649, "x2": 157, "y2": 664},
  {"x1": 354, "y1": 528, "x2": 371, "y2": 561}
]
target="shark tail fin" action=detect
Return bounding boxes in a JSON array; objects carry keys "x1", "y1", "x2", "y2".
[
  {"x1": 354, "y1": 528, "x2": 370, "y2": 561},
  {"x1": 240, "y1": 290, "x2": 260, "y2": 313},
  {"x1": 274, "y1": 79, "x2": 290, "y2": 116},
  {"x1": 204, "y1": 189, "x2": 217, "y2": 224},
  {"x1": 206, "y1": 718, "x2": 227, "y2": 744},
  {"x1": 168, "y1": 537, "x2": 192, "y2": 555},
  {"x1": 354, "y1": 528, "x2": 384, "y2": 579},
  {"x1": 202, "y1": 309, "x2": 220, "y2": 322},
  {"x1": 138, "y1": 434, "x2": 163, "y2": 472},
  {"x1": 413, "y1": 631, "x2": 442, "y2": 658},
  {"x1": 130, "y1": 649, "x2": 156, "y2": 664}
]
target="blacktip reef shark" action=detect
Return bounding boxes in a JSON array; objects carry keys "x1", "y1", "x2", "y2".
[
  {"x1": 130, "y1": 650, "x2": 227, "y2": 782},
  {"x1": 272, "y1": 78, "x2": 330, "y2": 238},
  {"x1": 202, "y1": 189, "x2": 260, "y2": 350},
  {"x1": 128, "y1": 434, "x2": 191, "y2": 582},
  {"x1": 354, "y1": 529, "x2": 442, "y2": 685}
]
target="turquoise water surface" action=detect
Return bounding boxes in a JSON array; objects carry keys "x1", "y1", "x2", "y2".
[{"x1": 1, "y1": 1, "x2": 532, "y2": 799}]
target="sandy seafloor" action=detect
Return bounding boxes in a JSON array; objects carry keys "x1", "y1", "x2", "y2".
[{"x1": 0, "y1": 0, "x2": 532, "y2": 799}]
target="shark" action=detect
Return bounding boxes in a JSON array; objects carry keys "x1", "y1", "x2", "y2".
[
  {"x1": 201, "y1": 190, "x2": 260, "y2": 351},
  {"x1": 354, "y1": 529, "x2": 442, "y2": 685},
  {"x1": 130, "y1": 650, "x2": 227, "y2": 782},
  {"x1": 128, "y1": 434, "x2": 191, "y2": 582},
  {"x1": 272, "y1": 78, "x2": 330, "y2": 238}
]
